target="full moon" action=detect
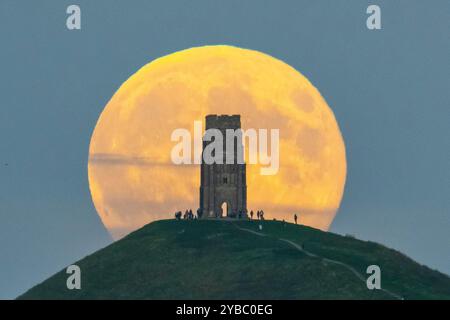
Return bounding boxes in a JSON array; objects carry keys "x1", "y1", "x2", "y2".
[{"x1": 88, "y1": 45, "x2": 346, "y2": 239}]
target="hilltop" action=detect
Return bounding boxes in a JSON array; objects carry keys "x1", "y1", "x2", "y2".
[{"x1": 19, "y1": 219, "x2": 450, "y2": 299}]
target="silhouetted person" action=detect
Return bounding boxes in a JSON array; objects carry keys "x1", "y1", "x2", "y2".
[
  {"x1": 260, "y1": 210, "x2": 265, "y2": 220},
  {"x1": 294, "y1": 214, "x2": 298, "y2": 225},
  {"x1": 250, "y1": 210, "x2": 254, "y2": 220},
  {"x1": 197, "y1": 208, "x2": 202, "y2": 219},
  {"x1": 257, "y1": 210, "x2": 260, "y2": 220},
  {"x1": 175, "y1": 211, "x2": 182, "y2": 220}
]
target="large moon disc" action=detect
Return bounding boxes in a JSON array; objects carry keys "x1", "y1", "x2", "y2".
[{"x1": 88, "y1": 45, "x2": 347, "y2": 239}]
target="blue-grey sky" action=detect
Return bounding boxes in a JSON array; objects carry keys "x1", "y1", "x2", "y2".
[{"x1": 0, "y1": 0, "x2": 449, "y2": 299}]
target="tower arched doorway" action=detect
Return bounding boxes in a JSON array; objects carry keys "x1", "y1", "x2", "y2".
[{"x1": 220, "y1": 202, "x2": 228, "y2": 218}]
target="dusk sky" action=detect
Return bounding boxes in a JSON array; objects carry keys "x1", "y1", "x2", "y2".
[{"x1": 0, "y1": 1, "x2": 449, "y2": 299}]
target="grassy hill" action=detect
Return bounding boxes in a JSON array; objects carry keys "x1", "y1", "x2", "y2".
[{"x1": 18, "y1": 219, "x2": 450, "y2": 299}]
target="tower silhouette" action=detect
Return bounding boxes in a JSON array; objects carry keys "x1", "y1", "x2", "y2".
[{"x1": 199, "y1": 115, "x2": 247, "y2": 218}]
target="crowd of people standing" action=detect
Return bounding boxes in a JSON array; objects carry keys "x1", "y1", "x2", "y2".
[{"x1": 174, "y1": 208, "x2": 300, "y2": 224}]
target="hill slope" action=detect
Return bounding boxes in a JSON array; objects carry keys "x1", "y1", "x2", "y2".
[{"x1": 19, "y1": 220, "x2": 450, "y2": 299}]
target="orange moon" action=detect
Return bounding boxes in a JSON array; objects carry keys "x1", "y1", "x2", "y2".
[{"x1": 88, "y1": 45, "x2": 346, "y2": 240}]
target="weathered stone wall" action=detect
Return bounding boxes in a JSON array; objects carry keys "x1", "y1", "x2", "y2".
[{"x1": 200, "y1": 115, "x2": 247, "y2": 218}]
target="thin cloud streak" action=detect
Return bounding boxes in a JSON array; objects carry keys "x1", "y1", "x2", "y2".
[{"x1": 89, "y1": 153, "x2": 197, "y2": 168}]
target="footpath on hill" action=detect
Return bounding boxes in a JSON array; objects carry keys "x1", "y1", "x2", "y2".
[{"x1": 231, "y1": 222, "x2": 404, "y2": 300}]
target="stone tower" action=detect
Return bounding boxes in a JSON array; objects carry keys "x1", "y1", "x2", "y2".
[{"x1": 199, "y1": 115, "x2": 247, "y2": 218}]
